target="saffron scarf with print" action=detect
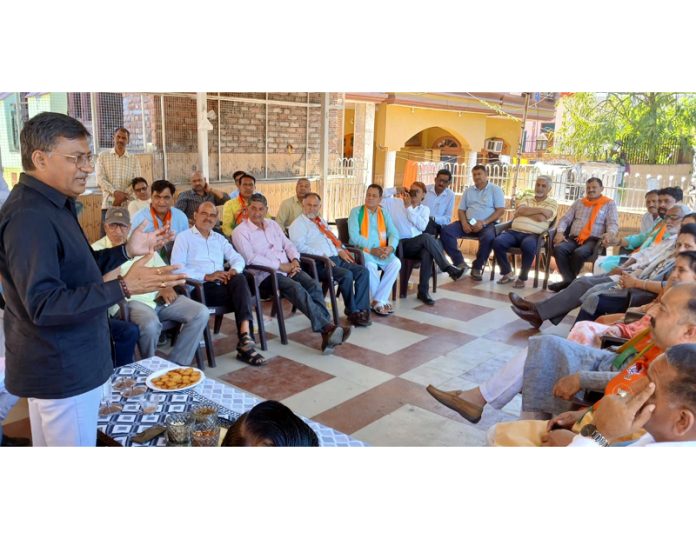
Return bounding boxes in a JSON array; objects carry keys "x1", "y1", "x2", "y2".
[
  {"x1": 359, "y1": 205, "x2": 387, "y2": 253},
  {"x1": 149, "y1": 206, "x2": 171, "y2": 230},
  {"x1": 235, "y1": 195, "x2": 249, "y2": 225},
  {"x1": 577, "y1": 195, "x2": 612, "y2": 245},
  {"x1": 632, "y1": 222, "x2": 667, "y2": 254}
]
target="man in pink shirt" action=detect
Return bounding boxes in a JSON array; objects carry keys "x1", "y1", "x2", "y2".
[{"x1": 232, "y1": 193, "x2": 351, "y2": 355}]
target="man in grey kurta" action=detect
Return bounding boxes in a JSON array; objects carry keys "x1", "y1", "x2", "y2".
[{"x1": 521, "y1": 283, "x2": 696, "y2": 417}]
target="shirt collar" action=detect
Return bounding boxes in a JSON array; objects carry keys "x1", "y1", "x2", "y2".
[
  {"x1": 474, "y1": 181, "x2": 489, "y2": 192},
  {"x1": 110, "y1": 148, "x2": 130, "y2": 157},
  {"x1": 19, "y1": 172, "x2": 71, "y2": 209}
]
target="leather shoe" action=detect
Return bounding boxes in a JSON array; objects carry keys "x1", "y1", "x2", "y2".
[
  {"x1": 511, "y1": 304, "x2": 543, "y2": 329},
  {"x1": 446, "y1": 265, "x2": 465, "y2": 281},
  {"x1": 508, "y1": 292, "x2": 533, "y2": 311},
  {"x1": 321, "y1": 325, "x2": 344, "y2": 355},
  {"x1": 426, "y1": 385, "x2": 483, "y2": 424},
  {"x1": 0, "y1": 434, "x2": 31, "y2": 447},
  {"x1": 417, "y1": 292, "x2": 435, "y2": 306},
  {"x1": 360, "y1": 310, "x2": 372, "y2": 326},
  {"x1": 548, "y1": 281, "x2": 570, "y2": 293},
  {"x1": 348, "y1": 312, "x2": 369, "y2": 327}
]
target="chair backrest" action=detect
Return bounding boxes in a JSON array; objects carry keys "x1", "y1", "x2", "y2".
[{"x1": 336, "y1": 218, "x2": 350, "y2": 244}]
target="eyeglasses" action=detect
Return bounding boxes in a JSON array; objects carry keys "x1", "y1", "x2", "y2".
[
  {"x1": 408, "y1": 189, "x2": 421, "y2": 197},
  {"x1": 134, "y1": 186, "x2": 148, "y2": 193},
  {"x1": 52, "y1": 152, "x2": 95, "y2": 168},
  {"x1": 665, "y1": 214, "x2": 683, "y2": 221}
]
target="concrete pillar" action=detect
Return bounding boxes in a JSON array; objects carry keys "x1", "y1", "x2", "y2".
[
  {"x1": 352, "y1": 102, "x2": 375, "y2": 185},
  {"x1": 196, "y1": 92, "x2": 210, "y2": 181},
  {"x1": 383, "y1": 150, "x2": 396, "y2": 189},
  {"x1": 319, "y1": 93, "x2": 330, "y2": 204},
  {"x1": 467, "y1": 151, "x2": 478, "y2": 185}
]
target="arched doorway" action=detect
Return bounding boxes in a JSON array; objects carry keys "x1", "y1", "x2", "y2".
[{"x1": 396, "y1": 127, "x2": 469, "y2": 187}]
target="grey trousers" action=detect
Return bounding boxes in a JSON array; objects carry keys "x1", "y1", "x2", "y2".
[
  {"x1": 127, "y1": 296, "x2": 210, "y2": 365},
  {"x1": 535, "y1": 275, "x2": 614, "y2": 324},
  {"x1": 521, "y1": 335, "x2": 617, "y2": 416},
  {"x1": 260, "y1": 270, "x2": 332, "y2": 333}
]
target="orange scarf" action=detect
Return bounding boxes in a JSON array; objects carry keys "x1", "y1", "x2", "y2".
[
  {"x1": 603, "y1": 330, "x2": 662, "y2": 398},
  {"x1": 632, "y1": 222, "x2": 667, "y2": 254},
  {"x1": 235, "y1": 195, "x2": 249, "y2": 225},
  {"x1": 577, "y1": 195, "x2": 611, "y2": 244},
  {"x1": 313, "y1": 217, "x2": 342, "y2": 249},
  {"x1": 359, "y1": 205, "x2": 387, "y2": 253},
  {"x1": 150, "y1": 206, "x2": 171, "y2": 230}
]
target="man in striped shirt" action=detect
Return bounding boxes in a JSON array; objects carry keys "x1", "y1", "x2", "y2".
[{"x1": 96, "y1": 127, "x2": 142, "y2": 225}]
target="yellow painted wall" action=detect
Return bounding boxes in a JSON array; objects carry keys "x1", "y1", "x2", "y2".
[
  {"x1": 344, "y1": 108, "x2": 355, "y2": 136},
  {"x1": 484, "y1": 118, "x2": 521, "y2": 155}
]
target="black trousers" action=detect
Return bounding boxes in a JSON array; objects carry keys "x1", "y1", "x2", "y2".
[
  {"x1": 401, "y1": 233, "x2": 451, "y2": 294},
  {"x1": 203, "y1": 273, "x2": 253, "y2": 334}
]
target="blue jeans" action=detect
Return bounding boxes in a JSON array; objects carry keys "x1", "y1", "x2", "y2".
[
  {"x1": 493, "y1": 230, "x2": 540, "y2": 281},
  {"x1": 316, "y1": 257, "x2": 370, "y2": 314},
  {"x1": 440, "y1": 221, "x2": 496, "y2": 270}
]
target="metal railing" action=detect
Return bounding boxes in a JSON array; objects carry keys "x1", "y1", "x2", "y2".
[
  {"x1": 416, "y1": 161, "x2": 695, "y2": 212},
  {"x1": 324, "y1": 158, "x2": 368, "y2": 221}
]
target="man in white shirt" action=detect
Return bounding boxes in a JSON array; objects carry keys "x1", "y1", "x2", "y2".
[
  {"x1": 567, "y1": 344, "x2": 696, "y2": 447},
  {"x1": 96, "y1": 126, "x2": 142, "y2": 212},
  {"x1": 171, "y1": 202, "x2": 264, "y2": 365},
  {"x1": 382, "y1": 182, "x2": 465, "y2": 305},
  {"x1": 289, "y1": 192, "x2": 371, "y2": 327},
  {"x1": 127, "y1": 177, "x2": 150, "y2": 218},
  {"x1": 422, "y1": 168, "x2": 455, "y2": 236},
  {"x1": 640, "y1": 189, "x2": 660, "y2": 234}
]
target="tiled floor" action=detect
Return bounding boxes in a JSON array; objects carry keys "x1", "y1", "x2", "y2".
[{"x1": 2, "y1": 266, "x2": 577, "y2": 447}]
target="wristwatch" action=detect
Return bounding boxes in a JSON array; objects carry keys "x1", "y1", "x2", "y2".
[{"x1": 580, "y1": 424, "x2": 610, "y2": 447}]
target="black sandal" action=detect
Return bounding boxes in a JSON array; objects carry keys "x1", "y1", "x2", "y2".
[{"x1": 236, "y1": 332, "x2": 267, "y2": 366}]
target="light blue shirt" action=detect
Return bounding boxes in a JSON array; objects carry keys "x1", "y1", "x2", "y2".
[
  {"x1": 130, "y1": 205, "x2": 189, "y2": 235},
  {"x1": 0, "y1": 175, "x2": 10, "y2": 209},
  {"x1": 230, "y1": 189, "x2": 239, "y2": 199},
  {"x1": 458, "y1": 181, "x2": 505, "y2": 222},
  {"x1": 347, "y1": 205, "x2": 400, "y2": 267},
  {"x1": 423, "y1": 185, "x2": 454, "y2": 225},
  {"x1": 381, "y1": 197, "x2": 430, "y2": 239},
  {"x1": 170, "y1": 226, "x2": 245, "y2": 281},
  {"x1": 288, "y1": 214, "x2": 340, "y2": 258}
]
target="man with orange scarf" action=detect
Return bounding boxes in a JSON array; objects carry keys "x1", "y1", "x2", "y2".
[
  {"x1": 221, "y1": 174, "x2": 256, "y2": 238},
  {"x1": 348, "y1": 184, "x2": 401, "y2": 316},
  {"x1": 550, "y1": 177, "x2": 618, "y2": 291}
]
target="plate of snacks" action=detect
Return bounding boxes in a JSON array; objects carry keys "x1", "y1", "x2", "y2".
[{"x1": 146, "y1": 367, "x2": 205, "y2": 392}]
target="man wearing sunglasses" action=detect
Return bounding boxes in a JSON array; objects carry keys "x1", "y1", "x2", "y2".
[{"x1": 382, "y1": 182, "x2": 465, "y2": 305}]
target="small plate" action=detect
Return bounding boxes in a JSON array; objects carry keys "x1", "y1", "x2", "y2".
[{"x1": 145, "y1": 367, "x2": 205, "y2": 392}]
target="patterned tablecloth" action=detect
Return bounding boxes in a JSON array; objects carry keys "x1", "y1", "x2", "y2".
[{"x1": 97, "y1": 357, "x2": 366, "y2": 447}]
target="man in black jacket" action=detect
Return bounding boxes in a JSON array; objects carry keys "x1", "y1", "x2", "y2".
[{"x1": 0, "y1": 112, "x2": 184, "y2": 446}]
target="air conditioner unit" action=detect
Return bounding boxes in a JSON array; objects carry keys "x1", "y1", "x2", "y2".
[{"x1": 485, "y1": 139, "x2": 504, "y2": 153}]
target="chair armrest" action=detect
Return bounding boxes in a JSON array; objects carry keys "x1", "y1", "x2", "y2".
[
  {"x1": 345, "y1": 245, "x2": 364, "y2": 266},
  {"x1": 623, "y1": 310, "x2": 645, "y2": 324},
  {"x1": 300, "y1": 253, "x2": 334, "y2": 283},
  {"x1": 600, "y1": 335, "x2": 629, "y2": 349},
  {"x1": 246, "y1": 264, "x2": 281, "y2": 300},
  {"x1": 117, "y1": 299, "x2": 129, "y2": 322},
  {"x1": 299, "y1": 255, "x2": 319, "y2": 281},
  {"x1": 185, "y1": 278, "x2": 206, "y2": 303},
  {"x1": 494, "y1": 220, "x2": 512, "y2": 235}
]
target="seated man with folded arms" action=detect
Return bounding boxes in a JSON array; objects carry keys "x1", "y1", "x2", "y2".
[
  {"x1": 381, "y1": 182, "x2": 465, "y2": 305},
  {"x1": 595, "y1": 187, "x2": 682, "y2": 274},
  {"x1": 222, "y1": 173, "x2": 256, "y2": 238},
  {"x1": 640, "y1": 189, "x2": 660, "y2": 234},
  {"x1": 289, "y1": 192, "x2": 372, "y2": 328},
  {"x1": 510, "y1": 210, "x2": 691, "y2": 329},
  {"x1": 233, "y1": 193, "x2": 351, "y2": 355},
  {"x1": 492, "y1": 175, "x2": 557, "y2": 288},
  {"x1": 348, "y1": 184, "x2": 401, "y2": 316},
  {"x1": 93, "y1": 208, "x2": 209, "y2": 366},
  {"x1": 130, "y1": 179, "x2": 189, "y2": 235},
  {"x1": 426, "y1": 282, "x2": 696, "y2": 424},
  {"x1": 440, "y1": 165, "x2": 506, "y2": 280},
  {"x1": 171, "y1": 202, "x2": 265, "y2": 366},
  {"x1": 175, "y1": 170, "x2": 230, "y2": 225},
  {"x1": 549, "y1": 177, "x2": 619, "y2": 291},
  {"x1": 276, "y1": 178, "x2": 311, "y2": 233},
  {"x1": 422, "y1": 169, "x2": 455, "y2": 236}
]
